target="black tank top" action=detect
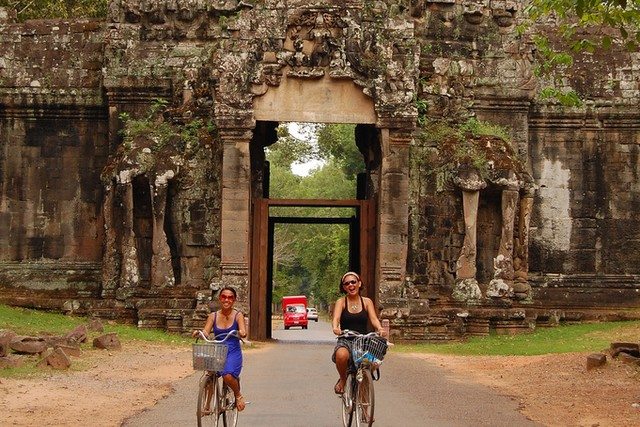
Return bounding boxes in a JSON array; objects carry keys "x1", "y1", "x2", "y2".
[{"x1": 340, "y1": 296, "x2": 368, "y2": 334}]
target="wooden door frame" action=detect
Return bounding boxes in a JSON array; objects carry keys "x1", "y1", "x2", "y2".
[{"x1": 249, "y1": 198, "x2": 376, "y2": 340}]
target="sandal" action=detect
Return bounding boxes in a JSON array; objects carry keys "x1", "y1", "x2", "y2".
[
  {"x1": 334, "y1": 379, "x2": 345, "y2": 395},
  {"x1": 236, "y1": 395, "x2": 246, "y2": 412}
]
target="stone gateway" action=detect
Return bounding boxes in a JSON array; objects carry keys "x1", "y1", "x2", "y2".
[{"x1": 1, "y1": 1, "x2": 639, "y2": 340}]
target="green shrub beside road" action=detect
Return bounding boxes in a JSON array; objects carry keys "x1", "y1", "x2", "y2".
[{"x1": 393, "y1": 321, "x2": 640, "y2": 356}]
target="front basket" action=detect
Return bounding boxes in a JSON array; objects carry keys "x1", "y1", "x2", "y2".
[{"x1": 192, "y1": 342, "x2": 228, "y2": 371}]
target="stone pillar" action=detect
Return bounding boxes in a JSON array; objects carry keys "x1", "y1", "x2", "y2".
[
  {"x1": 487, "y1": 181, "x2": 519, "y2": 298},
  {"x1": 513, "y1": 194, "x2": 534, "y2": 299},
  {"x1": 377, "y1": 128, "x2": 410, "y2": 299},
  {"x1": 117, "y1": 180, "x2": 140, "y2": 298},
  {"x1": 150, "y1": 176, "x2": 175, "y2": 288},
  {"x1": 101, "y1": 184, "x2": 119, "y2": 298},
  {"x1": 219, "y1": 128, "x2": 252, "y2": 307},
  {"x1": 453, "y1": 190, "x2": 482, "y2": 301}
]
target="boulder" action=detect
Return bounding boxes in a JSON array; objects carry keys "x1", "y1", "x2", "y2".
[
  {"x1": 55, "y1": 343, "x2": 82, "y2": 358},
  {"x1": 617, "y1": 352, "x2": 640, "y2": 366},
  {"x1": 10, "y1": 336, "x2": 47, "y2": 354},
  {"x1": 586, "y1": 353, "x2": 607, "y2": 370},
  {"x1": 87, "y1": 318, "x2": 104, "y2": 333},
  {"x1": 0, "y1": 330, "x2": 17, "y2": 357},
  {"x1": 0, "y1": 354, "x2": 24, "y2": 369},
  {"x1": 610, "y1": 342, "x2": 640, "y2": 358},
  {"x1": 37, "y1": 347, "x2": 71, "y2": 370},
  {"x1": 92, "y1": 333, "x2": 121, "y2": 350},
  {"x1": 65, "y1": 325, "x2": 88, "y2": 344}
]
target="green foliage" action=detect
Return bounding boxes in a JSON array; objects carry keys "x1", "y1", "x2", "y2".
[
  {"x1": 266, "y1": 124, "x2": 360, "y2": 309},
  {"x1": 0, "y1": 0, "x2": 108, "y2": 20},
  {"x1": 523, "y1": 0, "x2": 640, "y2": 105},
  {"x1": 418, "y1": 118, "x2": 518, "y2": 192},
  {"x1": 393, "y1": 320, "x2": 640, "y2": 356},
  {"x1": 316, "y1": 124, "x2": 365, "y2": 180},
  {"x1": 119, "y1": 99, "x2": 213, "y2": 156}
]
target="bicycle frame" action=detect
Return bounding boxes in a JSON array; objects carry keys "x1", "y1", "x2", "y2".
[
  {"x1": 338, "y1": 331, "x2": 386, "y2": 427},
  {"x1": 195, "y1": 331, "x2": 241, "y2": 427}
]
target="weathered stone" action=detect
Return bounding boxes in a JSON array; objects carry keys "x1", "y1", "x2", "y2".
[
  {"x1": 87, "y1": 318, "x2": 104, "y2": 333},
  {"x1": 10, "y1": 336, "x2": 47, "y2": 354},
  {"x1": 617, "y1": 352, "x2": 640, "y2": 366},
  {"x1": 65, "y1": 325, "x2": 88, "y2": 344},
  {"x1": 0, "y1": 0, "x2": 639, "y2": 343},
  {"x1": 611, "y1": 342, "x2": 640, "y2": 358},
  {"x1": 452, "y1": 278, "x2": 482, "y2": 302},
  {"x1": 38, "y1": 347, "x2": 72, "y2": 369},
  {"x1": 55, "y1": 343, "x2": 82, "y2": 358},
  {"x1": 93, "y1": 333, "x2": 121, "y2": 350},
  {"x1": 0, "y1": 354, "x2": 24, "y2": 369},
  {"x1": 0, "y1": 330, "x2": 17, "y2": 357},
  {"x1": 586, "y1": 353, "x2": 607, "y2": 370}
]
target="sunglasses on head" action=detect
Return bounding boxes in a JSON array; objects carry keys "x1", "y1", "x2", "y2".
[{"x1": 342, "y1": 279, "x2": 358, "y2": 286}]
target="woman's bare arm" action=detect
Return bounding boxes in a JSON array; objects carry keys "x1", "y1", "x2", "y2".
[{"x1": 332, "y1": 299, "x2": 344, "y2": 335}]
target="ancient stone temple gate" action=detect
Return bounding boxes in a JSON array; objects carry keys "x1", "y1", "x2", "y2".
[{"x1": 1, "y1": 1, "x2": 640, "y2": 340}]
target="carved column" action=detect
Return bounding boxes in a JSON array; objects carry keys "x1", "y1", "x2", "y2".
[
  {"x1": 377, "y1": 128, "x2": 410, "y2": 299},
  {"x1": 219, "y1": 127, "x2": 252, "y2": 306},
  {"x1": 513, "y1": 194, "x2": 534, "y2": 299},
  {"x1": 117, "y1": 180, "x2": 140, "y2": 298},
  {"x1": 101, "y1": 184, "x2": 120, "y2": 298},
  {"x1": 453, "y1": 190, "x2": 483, "y2": 301},
  {"x1": 150, "y1": 176, "x2": 175, "y2": 288},
  {"x1": 487, "y1": 179, "x2": 519, "y2": 298}
]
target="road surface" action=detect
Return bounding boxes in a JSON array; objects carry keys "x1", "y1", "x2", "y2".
[{"x1": 124, "y1": 319, "x2": 540, "y2": 426}]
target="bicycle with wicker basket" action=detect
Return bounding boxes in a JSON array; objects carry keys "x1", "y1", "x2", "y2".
[
  {"x1": 338, "y1": 330, "x2": 388, "y2": 427},
  {"x1": 193, "y1": 330, "x2": 241, "y2": 427}
]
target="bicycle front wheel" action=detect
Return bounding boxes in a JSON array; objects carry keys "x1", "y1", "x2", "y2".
[
  {"x1": 197, "y1": 374, "x2": 219, "y2": 427},
  {"x1": 221, "y1": 382, "x2": 239, "y2": 427},
  {"x1": 341, "y1": 373, "x2": 355, "y2": 427},
  {"x1": 355, "y1": 368, "x2": 375, "y2": 426}
]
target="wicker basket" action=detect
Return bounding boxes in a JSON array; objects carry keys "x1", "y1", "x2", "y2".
[{"x1": 192, "y1": 342, "x2": 228, "y2": 371}]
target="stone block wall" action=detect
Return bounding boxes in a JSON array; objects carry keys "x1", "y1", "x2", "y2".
[
  {"x1": 0, "y1": 14, "x2": 108, "y2": 307},
  {"x1": 0, "y1": 1, "x2": 639, "y2": 338}
]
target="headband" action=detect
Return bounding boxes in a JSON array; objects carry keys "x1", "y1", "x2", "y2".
[{"x1": 341, "y1": 271, "x2": 360, "y2": 283}]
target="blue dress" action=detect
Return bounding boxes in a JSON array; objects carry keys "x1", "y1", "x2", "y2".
[{"x1": 212, "y1": 311, "x2": 243, "y2": 379}]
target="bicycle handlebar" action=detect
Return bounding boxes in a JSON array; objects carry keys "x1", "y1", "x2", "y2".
[
  {"x1": 195, "y1": 329, "x2": 243, "y2": 343},
  {"x1": 337, "y1": 330, "x2": 384, "y2": 339}
]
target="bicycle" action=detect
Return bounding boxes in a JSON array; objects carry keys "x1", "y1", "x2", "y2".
[
  {"x1": 193, "y1": 330, "x2": 241, "y2": 427},
  {"x1": 338, "y1": 330, "x2": 388, "y2": 427}
]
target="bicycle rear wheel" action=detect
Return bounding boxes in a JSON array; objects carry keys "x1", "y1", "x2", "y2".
[
  {"x1": 355, "y1": 368, "x2": 375, "y2": 426},
  {"x1": 221, "y1": 383, "x2": 239, "y2": 427},
  {"x1": 197, "y1": 374, "x2": 219, "y2": 427},
  {"x1": 341, "y1": 373, "x2": 355, "y2": 427}
]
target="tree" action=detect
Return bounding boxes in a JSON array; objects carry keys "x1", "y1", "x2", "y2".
[
  {"x1": 266, "y1": 124, "x2": 360, "y2": 309},
  {"x1": 522, "y1": 0, "x2": 640, "y2": 105}
]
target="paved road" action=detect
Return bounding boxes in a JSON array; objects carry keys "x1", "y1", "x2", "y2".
[{"x1": 124, "y1": 320, "x2": 540, "y2": 426}]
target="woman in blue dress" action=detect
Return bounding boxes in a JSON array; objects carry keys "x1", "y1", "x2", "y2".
[{"x1": 198, "y1": 286, "x2": 247, "y2": 411}]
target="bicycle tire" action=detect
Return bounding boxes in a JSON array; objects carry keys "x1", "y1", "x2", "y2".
[
  {"x1": 197, "y1": 374, "x2": 219, "y2": 427},
  {"x1": 221, "y1": 382, "x2": 239, "y2": 427},
  {"x1": 341, "y1": 373, "x2": 355, "y2": 427},
  {"x1": 355, "y1": 368, "x2": 375, "y2": 427}
]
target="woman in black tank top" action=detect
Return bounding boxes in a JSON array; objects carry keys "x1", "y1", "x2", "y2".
[{"x1": 331, "y1": 271, "x2": 385, "y2": 395}]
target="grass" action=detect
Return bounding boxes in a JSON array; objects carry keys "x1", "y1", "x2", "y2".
[
  {"x1": 392, "y1": 320, "x2": 640, "y2": 356},
  {"x1": 0, "y1": 304, "x2": 195, "y2": 378},
  {"x1": 0, "y1": 304, "x2": 191, "y2": 346}
]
